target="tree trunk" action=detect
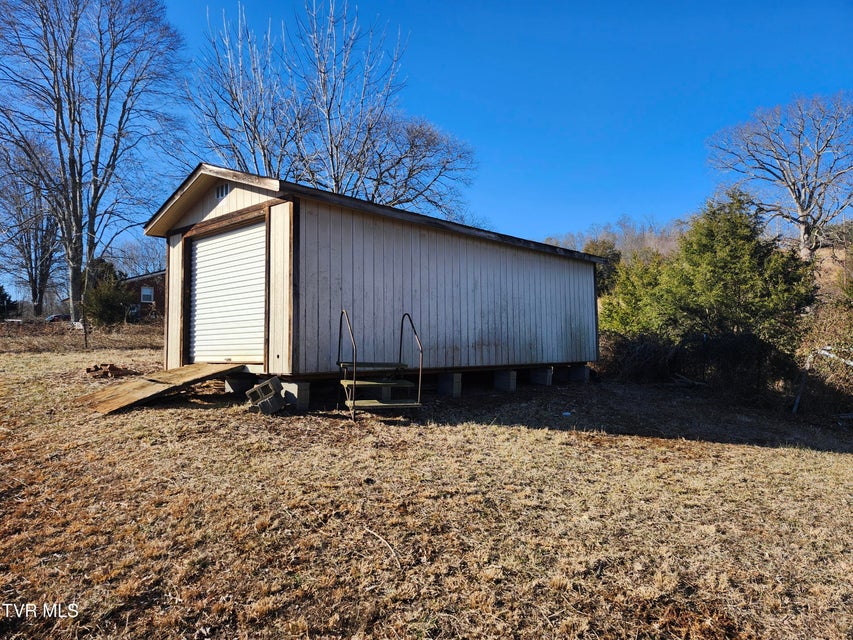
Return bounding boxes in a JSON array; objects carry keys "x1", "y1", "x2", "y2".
[
  {"x1": 66, "y1": 239, "x2": 84, "y2": 321},
  {"x1": 798, "y1": 223, "x2": 815, "y2": 262},
  {"x1": 67, "y1": 270, "x2": 82, "y2": 321},
  {"x1": 34, "y1": 251, "x2": 52, "y2": 317},
  {"x1": 30, "y1": 279, "x2": 42, "y2": 317}
]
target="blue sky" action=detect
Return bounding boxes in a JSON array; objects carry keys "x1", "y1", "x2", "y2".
[{"x1": 169, "y1": 0, "x2": 853, "y2": 243}]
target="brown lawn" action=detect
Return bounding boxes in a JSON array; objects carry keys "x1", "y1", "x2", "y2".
[{"x1": 0, "y1": 325, "x2": 851, "y2": 639}]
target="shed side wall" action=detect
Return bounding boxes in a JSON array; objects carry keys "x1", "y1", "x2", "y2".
[{"x1": 295, "y1": 199, "x2": 598, "y2": 375}]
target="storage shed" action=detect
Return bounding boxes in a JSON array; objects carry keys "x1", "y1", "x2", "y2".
[{"x1": 144, "y1": 164, "x2": 601, "y2": 382}]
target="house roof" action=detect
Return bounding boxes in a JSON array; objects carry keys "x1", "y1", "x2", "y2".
[
  {"x1": 121, "y1": 270, "x2": 166, "y2": 284},
  {"x1": 144, "y1": 163, "x2": 605, "y2": 265}
]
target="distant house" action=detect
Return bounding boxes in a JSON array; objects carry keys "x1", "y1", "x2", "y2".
[{"x1": 122, "y1": 270, "x2": 165, "y2": 321}]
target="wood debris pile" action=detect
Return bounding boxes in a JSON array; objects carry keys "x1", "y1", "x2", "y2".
[{"x1": 85, "y1": 363, "x2": 136, "y2": 379}]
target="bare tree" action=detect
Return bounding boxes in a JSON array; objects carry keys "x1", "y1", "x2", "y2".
[
  {"x1": 192, "y1": 6, "x2": 300, "y2": 179},
  {"x1": 191, "y1": 1, "x2": 475, "y2": 219},
  {"x1": 709, "y1": 94, "x2": 853, "y2": 261},
  {"x1": 0, "y1": 0, "x2": 183, "y2": 320},
  {"x1": 545, "y1": 215, "x2": 682, "y2": 263},
  {"x1": 360, "y1": 116, "x2": 475, "y2": 220},
  {"x1": 282, "y1": 0, "x2": 403, "y2": 193},
  {"x1": 105, "y1": 235, "x2": 166, "y2": 277},
  {"x1": 0, "y1": 146, "x2": 61, "y2": 316}
]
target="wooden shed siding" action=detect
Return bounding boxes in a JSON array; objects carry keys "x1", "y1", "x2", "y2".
[
  {"x1": 179, "y1": 183, "x2": 274, "y2": 228},
  {"x1": 268, "y1": 202, "x2": 292, "y2": 374},
  {"x1": 165, "y1": 233, "x2": 183, "y2": 369},
  {"x1": 295, "y1": 199, "x2": 597, "y2": 375}
]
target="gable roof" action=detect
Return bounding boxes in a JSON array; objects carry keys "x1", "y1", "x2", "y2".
[
  {"x1": 144, "y1": 164, "x2": 280, "y2": 237},
  {"x1": 144, "y1": 163, "x2": 604, "y2": 265}
]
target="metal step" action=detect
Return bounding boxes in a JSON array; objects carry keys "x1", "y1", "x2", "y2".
[
  {"x1": 337, "y1": 361, "x2": 407, "y2": 370},
  {"x1": 340, "y1": 379, "x2": 415, "y2": 389},
  {"x1": 344, "y1": 399, "x2": 422, "y2": 409}
]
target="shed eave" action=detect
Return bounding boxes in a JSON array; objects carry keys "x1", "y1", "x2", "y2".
[{"x1": 144, "y1": 163, "x2": 281, "y2": 238}]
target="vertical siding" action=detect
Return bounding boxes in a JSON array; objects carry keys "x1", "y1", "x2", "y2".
[
  {"x1": 317, "y1": 202, "x2": 332, "y2": 369},
  {"x1": 165, "y1": 233, "x2": 183, "y2": 369},
  {"x1": 296, "y1": 200, "x2": 598, "y2": 375},
  {"x1": 268, "y1": 202, "x2": 291, "y2": 374},
  {"x1": 351, "y1": 211, "x2": 365, "y2": 364},
  {"x1": 180, "y1": 183, "x2": 276, "y2": 227}
]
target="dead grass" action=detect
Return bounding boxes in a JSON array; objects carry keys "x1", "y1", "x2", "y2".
[
  {"x1": 0, "y1": 343, "x2": 851, "y2": 639},
  {"x1": 0, "y1": 321, "x2": 163, "y2": 353}
]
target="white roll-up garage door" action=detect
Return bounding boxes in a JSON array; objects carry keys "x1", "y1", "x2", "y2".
[{"x1": 190, "y1": 222, "x2": 266, "y2": 363}]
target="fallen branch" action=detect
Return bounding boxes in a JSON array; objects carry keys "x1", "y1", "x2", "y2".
[
  {"x1": 535, "y1": 603, "x2": 556, "y2": 630},
  {"x1": 794, "y1": 346, "x2": 853, "y2": 415},
  {"x1": 673, "y1": 373, "x2": 708, "y2": 387},
  {"x1": 818, "y1": 346, "x2": 853, "y2": 367},
  {"x1": 364, "y1": 526, "x2": 402, "y2": 570}
]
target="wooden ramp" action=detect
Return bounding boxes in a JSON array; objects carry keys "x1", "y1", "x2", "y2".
[{"x1": 79, "y1": 363, "x2": 245, "y2": 414}]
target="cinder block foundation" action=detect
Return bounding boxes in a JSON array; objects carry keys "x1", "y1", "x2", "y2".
[
  {"x1": 529, "y1": 366, "x2": 553, "y2": 386},
  {"x1": 493, "y1": 370, "x2": 517, "y2": 392},
  {"x1": 225, "y1": 373, "x2": 257, "y2": 395},
  {"x1": 246, "y1": 377, "x2": 285, "y2": 414},
  {"x1": 567, "y1": 364, "x2": 590, "y2": 383},
  {"x1": 281, "y1": 381, "x2": 310, "y2": 412},
  {"x1": 552, "y1": 367, "x2": 570, "y2": 384},
  {"x1": 437, "y1": 372, "x2": 462, "y2": 398}
]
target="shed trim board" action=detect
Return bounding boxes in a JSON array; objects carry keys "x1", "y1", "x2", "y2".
[
  {"x1": 264, "y1": 204, "x2": 272, "y2": 371},
  {"x1": 163, "y1": 234, "x2": 170, "y2": 367},
  {"x1": 176, "y1": 199, "x2": 285, "y2": 239},
  {"x1": 290, "y1": 198, "x2": 301, "y2": 375},
  {"x1": 267, "y1": 201, "x2": 293, "y2": 374},
  {"x1": 148, "y1": 164, "x2": 602, "y2": 375}
]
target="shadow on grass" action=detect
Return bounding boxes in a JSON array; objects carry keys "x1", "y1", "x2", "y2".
[
  {"x1": 132, "y1": 372, "x2": 853, "y2": 455},
  {"x1": 423, "y1": 375, "x2": 853, "y2": 455}
]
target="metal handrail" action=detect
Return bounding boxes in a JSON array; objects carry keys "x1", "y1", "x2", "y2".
[
  {"x1": 338, "y1": 310, "x2": 357, "y2": 409},
  {"x1": 339, "y1": 310, "x2": 423, "y2": 417},
  {"x1": 398, "y1": 312, "x2": 424, "y2": 405}
]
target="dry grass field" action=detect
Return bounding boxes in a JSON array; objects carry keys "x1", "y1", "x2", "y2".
[{"x1": 0, "y1": 325, "x2": 851, "y2": 639}]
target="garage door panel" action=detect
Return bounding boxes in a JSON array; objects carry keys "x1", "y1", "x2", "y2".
[
  {"x1": 194, "y1": 255, "x2": 264, "y2": 273},
  {"x1": 190, "y1": 222, "x2": 266, "y2": 364},
  {"x1": 191, "y1": 311, "x2": 265, "y2": 323},
  {"x1": 191, "y1": 283, "x2": 266, "y2": 298}
]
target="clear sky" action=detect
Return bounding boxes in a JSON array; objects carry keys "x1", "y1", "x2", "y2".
[{"x1": 168, "y1": 0, "x2": 853, "y2": 243}]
